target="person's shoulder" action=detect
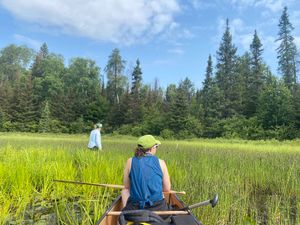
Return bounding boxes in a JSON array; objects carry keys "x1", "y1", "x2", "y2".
[
  {"x1": 158, "y1": 158, "x2": 167, "y2": 167},
  {"x1": 126, "y1": 157, "x2": 133, "y2": 163},
  {"x1": 125, "y1": 158, "x2": 132, "y2": 169},
  {"x1": 158, "y1": 158, "x2": 165, "y2": 163}
]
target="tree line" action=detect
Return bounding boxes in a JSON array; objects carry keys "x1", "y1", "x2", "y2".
[{"x1": 0, "y1": 7, "x2": 299, "y2": 140}]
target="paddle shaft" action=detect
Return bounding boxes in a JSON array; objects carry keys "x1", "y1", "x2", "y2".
[
  {"x1": 53, "y1": 179, "x2": 186, "y2": 195},
  {"x1": 53, "y1": 179, "x2": 124, "y2": 188},
  {"x1": 189, "y1": 199, "x2": 210, "y2": 209},
  {"x1": 108, "y1": 211, "x2": 189, "y2": 216}
]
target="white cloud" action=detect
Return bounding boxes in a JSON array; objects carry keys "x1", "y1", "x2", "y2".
[
  {"x1": 0, "y1": 0, "x2": 180, "y2": 45},
  {"x1": 291, "y1": 10, "x2": 300, "y2": 27},
  {"x1": 230, "y1": 0, "x2": 295, "y2": 12},
  {"x1": 168, "y1": 47, "x2": 184, "y2": 55},
  {"x1": 294, "y1": 36, "x2": 300, "y2": 49},
  {"x1": 187, "y1": 0, "x2": 217, "y2": 10},
  {"x1": 13, "y1": 34, "x2": 42, "y2": 49},
  {"x1": 215, "y1": 17, "x2": 280, "y2": 56},
  {"x1": 262, "y1": 35, "x2": 278, "y2": 51},
  {"x1": 215, "y1": 18, "x2": 253, "y2": 51}
]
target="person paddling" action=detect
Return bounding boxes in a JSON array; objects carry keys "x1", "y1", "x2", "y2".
[{"x1": 121, "y1": 135, "x2": 171, "y2": 212}]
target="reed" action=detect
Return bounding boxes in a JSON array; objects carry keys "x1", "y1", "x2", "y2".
[{"x1": 0, "y1": 133, "x2": 299, "y2": 224}]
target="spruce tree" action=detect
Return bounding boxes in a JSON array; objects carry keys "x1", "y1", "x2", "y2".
[
  {"x1": 201, "y1": 55, "x2": 224, "y2": 137},
  {"x1": 39, "y1": 101, "x2": 51, "y2": 133},
  {"x1": 245, "y1": 31, "x2": 264, "y2": 116},
  {"x1": 215, "y1": 19, "x2": 241, "y2": 118},
  {"x1": 276, "y1": 7, "x2": 298, "y2": 92},
  {"x1": 257, "y1": 76, "x2": 294, "y2": 129},
  {"x1": 129, "y1": 59, "x2": 143, "y2": 123},
  {"x1": 202, "y1": 55, "x2": 214, "y2": 118},
  {"x1": 168, "y1": 86, "x2": 189, "y2": 133}
]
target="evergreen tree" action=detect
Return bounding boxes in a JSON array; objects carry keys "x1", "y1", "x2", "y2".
[
  {"x1": 215, "y1": 19, "x2": 241, "y2": 118},
  {"x1": 178, "y1": 77, "x2": 195, "y2": 104},
  {"x1": 18, "y1": 73, "x2": 37, "y2": 131},
  {"x1": 276, "y1": 7, "x2": 298, "y2": 92},
  {"x1": 257, "y1": 76, "x2": 294, "y2": 129},
  {"x1": 168, "y1": 86, "x2": 189, "y2": 133},
  {"x1": 293, "y1": 84, "x2": 300, "y2": 130},
  {"x1": 246, "y1": 31, "x2": 265, "y2": 116},
  {"x1": 31, "y1": 42, "x2": 49, "y2": 78},
  {"x1": 129, "y1": 59, "x2": 143, "y2": 123},
  {"x1": 202, "y1": 55, "x2": 214, "y2": 118},
  {"x1": 105, "y1": 48, "x2": 127, "y2": 104},
  {"x1": 201, "y1": 55, "x2": 224, "y2": 137},
  {"x1": 39, "y1": 101, "x2": 51, "y2": 133},
  {"x1": 236, "y1": 52, "x2": 252, "y2": 116}
]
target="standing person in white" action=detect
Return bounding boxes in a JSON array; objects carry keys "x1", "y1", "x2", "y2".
[{"x1": 88, "y1": 123, "x2": 102, "y2": 150}]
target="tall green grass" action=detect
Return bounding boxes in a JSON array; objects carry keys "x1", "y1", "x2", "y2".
[{"x1": 0, "y1": 133, "x2": 299, "y2": 224}]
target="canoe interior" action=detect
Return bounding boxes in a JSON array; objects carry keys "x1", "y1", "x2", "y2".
[{"x1": 96, "y1": 193, "x2": 202, "y2": 225}]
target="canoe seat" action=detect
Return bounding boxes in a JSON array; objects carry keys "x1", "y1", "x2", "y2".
[
  {"x1": 171, "y1": 215, "x2": 199, "y2": 225},
  {"x1": 119, "y1": 210, "x2": 170, "y2": 225}
]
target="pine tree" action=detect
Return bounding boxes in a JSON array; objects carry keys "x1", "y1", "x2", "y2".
[{"x1": 276, "y1": 7, "x2": 298, "y2": 92}]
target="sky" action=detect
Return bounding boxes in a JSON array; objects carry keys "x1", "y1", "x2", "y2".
[{"x1": 0, "y1": 0, "x2": 300, "y2": 89}]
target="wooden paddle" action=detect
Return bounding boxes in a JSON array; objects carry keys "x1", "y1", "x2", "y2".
[{"x1": 53, "y1": 179, "x2": 186, "y2": 195}]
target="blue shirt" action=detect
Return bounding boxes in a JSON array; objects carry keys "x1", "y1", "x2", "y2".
[
  {"x1": 129, "y1": 154, "x2": 163, "y2": 208},
  {"x1": 87, "y1": 129, "x2": 101, "y2": 149}
]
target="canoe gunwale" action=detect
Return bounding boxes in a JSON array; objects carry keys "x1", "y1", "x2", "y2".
[{"x1": 96, "y1": 194, "x2": 203, "y2": 225}]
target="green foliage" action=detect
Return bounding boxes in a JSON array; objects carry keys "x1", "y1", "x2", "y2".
[
  {"x1": 0, "y1": 10, "x2": 299, "y2": 142},
  {"x1": 276, "y1": 7, "x2": 298, "y2": 91},
  {"x1": 69, "y1": 117, "x2": 87, "y2": 134},
  {"x1": 215, "y1": 19, "x2": 242, "y2": 118},
  {"x1": 39, "y1": 101, "x2": 51, "y2": 133},
  {"x1": 257, "y1": 77, "x2": 294, "y2": 129},
  {"x1": 105, "y1": 48, "x2": 127, "y2": 104},
  {"x1": 220, "y1": 116, "x2": 265, "y2": 140},
  {"x1": 159, "y1": 129, "x2": 175, "y2": 139},
  {"x1": 0, "y1": 44, "x2": 34, "y2": 82},
  {"x1": 0, "y1": 108, "x2": 5, "y2": 131}
]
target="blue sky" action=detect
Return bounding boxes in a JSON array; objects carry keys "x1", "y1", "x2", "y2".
[{"x1": 0, "y1": 0, "x2": 300, "y2": 89}]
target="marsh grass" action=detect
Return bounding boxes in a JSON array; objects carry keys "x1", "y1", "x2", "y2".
[{"x1": 0, "y1": 133, "x2": 299, "y2": 224}]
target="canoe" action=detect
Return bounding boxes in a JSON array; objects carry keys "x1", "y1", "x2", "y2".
[{"x1": 96, "y1": 193, "x2": 203, "y2": 225}]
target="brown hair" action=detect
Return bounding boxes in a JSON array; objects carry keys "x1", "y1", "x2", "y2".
[{"x1": 134, "y1": 145, "x2": 150, "y2": 157}]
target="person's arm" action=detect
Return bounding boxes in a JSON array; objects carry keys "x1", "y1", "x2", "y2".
[
  {"x1": 87, "y1": 131, "x2": 93, "y2": 148},
  {"x1": 121, "y1": 158, "x2": 132, "y2": 207},
  {"x1": 159, "y1": 159, "x2": 171, "y2": 192},
  {"x1": 96, "y1": 130, "x2": 101, "y2": 150}
]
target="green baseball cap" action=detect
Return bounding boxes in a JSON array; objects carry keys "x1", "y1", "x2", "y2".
[{"x1": 137, "y1": 135, "x2": 161, "y2": 149}]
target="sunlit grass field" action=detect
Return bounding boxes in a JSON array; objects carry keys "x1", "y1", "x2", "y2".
[{"x1": 0, "y1": 132, "x2": 299, "y2": 225}]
